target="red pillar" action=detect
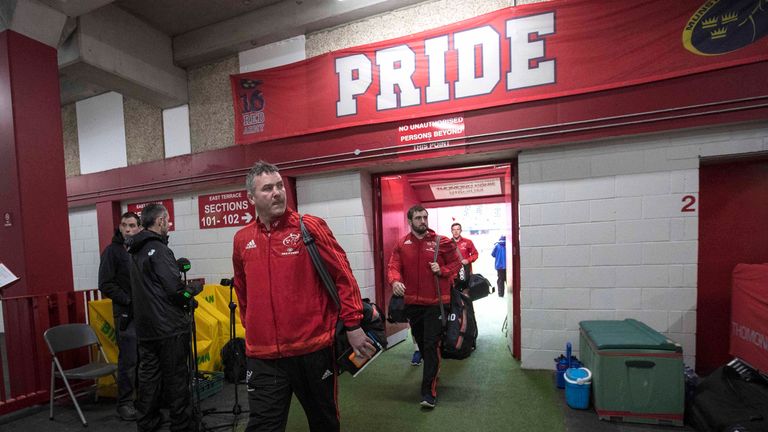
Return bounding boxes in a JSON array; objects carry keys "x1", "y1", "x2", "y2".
[
  {"x1": 96, "y1": 201, "x2": 122, "y2": 252},
  {"x1": 0, "y1": 30, "x2": 73, "y2": 296}
]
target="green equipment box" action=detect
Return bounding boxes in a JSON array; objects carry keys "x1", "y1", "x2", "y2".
[{"x1": 579, "y1": 319, "x2": 684, "y2": 426}]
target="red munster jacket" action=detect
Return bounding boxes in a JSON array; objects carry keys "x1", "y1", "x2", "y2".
[
  {"x1": 387, "y1": 229, "x2": 462, "y2": 305},
  {"x1": 453, "y1": 236, "x2": 479, "y2": 272},
  {"x1": 232, "y1": 208, "x2": 363, "y2": 359}
]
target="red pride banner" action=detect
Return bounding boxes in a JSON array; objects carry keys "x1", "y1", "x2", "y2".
[
  {"x1": 730, "y1": 263, "x2": 768, "y2": 374},
  {"x1": 231, "y1": 0, "x2": 768, "y2": 145}
]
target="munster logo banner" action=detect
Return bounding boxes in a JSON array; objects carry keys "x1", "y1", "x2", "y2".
[
  {"x1": 231, "y1": 0, "x2": 768, "y2": 145},
  {"x1": 683, "y1": 0, "x2": 768, "y2": 56}
]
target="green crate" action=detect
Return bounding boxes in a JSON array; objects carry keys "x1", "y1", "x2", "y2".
[
  {"x1": 196, "y1": 371, "x2": 224, "y2": 400},
  {"x1": 579, "y1": 319, "x2": 684, "y2": 427}
]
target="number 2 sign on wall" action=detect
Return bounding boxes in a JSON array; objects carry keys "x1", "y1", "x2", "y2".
[{"x1": 681, "y1": 195, "x2": 697, "y2": 212}]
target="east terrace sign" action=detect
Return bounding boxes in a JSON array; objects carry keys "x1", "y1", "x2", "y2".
[{"x1": 335, "y1": 13, "x2": 554, "y2": 117}]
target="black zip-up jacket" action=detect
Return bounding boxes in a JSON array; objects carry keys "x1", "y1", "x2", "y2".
[
  {"x1": 127, "y1": 230, "x2": 189, "y2": 340},
  {"x1": 98, "y1": 230, "x2": 132, "y2": 318}
]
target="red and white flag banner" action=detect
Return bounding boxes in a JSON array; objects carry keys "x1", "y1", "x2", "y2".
[{"x1": 231, "y1": 0, "x2": 768, "y2": 145}]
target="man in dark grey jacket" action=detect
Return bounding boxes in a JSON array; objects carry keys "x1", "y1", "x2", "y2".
[
  {"x1": 98, "y1": 211, "x2": 141, "y2": 421},
  {"x1": 128, "y1": 203, "x2": 198, "y2": 432}
]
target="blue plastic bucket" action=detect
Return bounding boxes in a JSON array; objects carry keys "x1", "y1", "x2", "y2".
[{"x1": 564, "y1": 367, "x2": 592, "y2": 409}]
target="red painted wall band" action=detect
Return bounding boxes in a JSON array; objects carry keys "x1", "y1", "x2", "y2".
[{"x1": 66, "y1": 62, "x2": 768, "y2": 207}]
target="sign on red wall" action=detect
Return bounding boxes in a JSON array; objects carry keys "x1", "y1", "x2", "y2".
[
  {"x1": 397, "y1": 116, "x2": 465, "y2": 147},
  {"x1": 730, "y1": 263, "x2": 768, "y2": 374},
  {"x1": 231, "y1": 0, "x2": 768, "y2": 145},
  {"x1": 127, "y1": 199, "x2": 175, "y2": 231},
  {"x1": 198, "y1": 190, "x2": 255, "y2": 229}
]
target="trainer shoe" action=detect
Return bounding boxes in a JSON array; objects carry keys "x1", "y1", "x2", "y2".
[
  {"x1": 410, "y1": 351, "x2": 422, "y2": 366},
  {"x1": 117, "y1": 404, "x2": 138, "y2": 421},
  {"x1": 420, "y1": 394, "x2": 436, "y2": 409}
]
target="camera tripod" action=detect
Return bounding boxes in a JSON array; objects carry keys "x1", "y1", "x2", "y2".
[
  {"x1": 188, "y1": 278, "x2": 249, "y2": 431},
  {"x1": 202, "y1": 278, "x2": 248, "y2": 429}
]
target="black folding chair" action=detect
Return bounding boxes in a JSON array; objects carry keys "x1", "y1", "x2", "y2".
[{"x1": 43, "y1": 323, "x2": 118, "y2": 427}]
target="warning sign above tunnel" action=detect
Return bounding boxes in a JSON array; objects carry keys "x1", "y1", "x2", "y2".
[{"x1": 198, "y1": 190, "x2": 255, "y2": 229}]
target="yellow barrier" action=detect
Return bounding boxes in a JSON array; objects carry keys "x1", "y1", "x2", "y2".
[
  {"x1": 200, "y1": 284, "x2": 246, "y2": 339},
  {"x1": 87, "y1": 289, "x2": 246, "y2": 396},
  {"x1": 88, "y1": 299, "x2": 118, "y2": 397},
  {"x1": 192, "y1": 306, "x2": 220, "y2": 371}
]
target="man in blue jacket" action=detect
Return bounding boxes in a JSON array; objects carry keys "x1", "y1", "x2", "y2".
[{"x1": 491, "y1": 235, "x2": 507, "y2": 297}]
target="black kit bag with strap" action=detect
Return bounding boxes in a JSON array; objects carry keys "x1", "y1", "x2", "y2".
[
  {"x1": 299, "y1": 215, "x2": 387, "y2": 373},
  {"x1": 435, "y1": 235, "x2": 477, "y2": 360},
  {"x1": 220, "y1": 337, "x2": 247, "y2": 383},
  {"x1": 468, "y1": 273, "x2": 493, "y2": 301},
  {"x1": 441, "y1": 287, "x2": 478, "y2": 359},
  {"x1": 452, "y1": 238, "x2": 471, "y2": 292},
  {"x1": 387, "y1": 294, "x2": 408, "y2": 323}
]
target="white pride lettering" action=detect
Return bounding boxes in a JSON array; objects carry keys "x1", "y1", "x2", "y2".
[{"x1": 335, "y1": 13, "x2": 555, "y2": 117}]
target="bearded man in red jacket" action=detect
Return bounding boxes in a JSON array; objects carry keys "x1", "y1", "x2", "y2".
[
  {"x1": 232, "y1": 161, "x2": 375, "y2": 432},
  {"x1": 387, "y1": 205, "x2": 462, "y2": 409}
]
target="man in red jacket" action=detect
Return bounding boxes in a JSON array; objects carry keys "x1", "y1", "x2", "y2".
[
  {"x1": 232, "y1": 161, "x2": 375, "y2": 432},
  {"x1": 387, "y1": 205, "x2": 462, "y2": 409},
  {"x1": 451, "y1": 222, "x2": 478, "y2": 271},
  {"x1": 451, "y1": 222, "x2": 478, "y2": 293}
]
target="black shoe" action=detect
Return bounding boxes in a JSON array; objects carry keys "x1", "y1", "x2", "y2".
[
  {"x1": 117, "y1": 404, "x2": 138, "y2": 421},
  {"x1": 420, "y1": 394, "x2": 436, "y2": 409}
]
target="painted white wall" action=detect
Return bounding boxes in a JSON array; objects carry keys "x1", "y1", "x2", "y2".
[
  {"x1": 239, "y1": 35, "x2": 306, "y2": 73},
  {"x1": 69, "y1": 206, "x2": 100, "y2": 291},
  {"x1": 297, "y1": 171, "x2": 375, "y2": 301},
  {"x1": 163, "y1": 105, "x2": 192, "y2": 157},
  {"x1": 76, "y1": 92, "x2": 127, "y2": 174},
  {"x1": 518, "y1": 121, "x2": 768, "y2": 370}
]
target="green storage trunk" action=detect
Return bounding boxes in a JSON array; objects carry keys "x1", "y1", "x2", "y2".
[{"x1": 579, "y1": 319, "x2": 684, "y2": 426}]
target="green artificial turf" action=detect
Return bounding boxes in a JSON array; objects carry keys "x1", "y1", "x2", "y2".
[{"x1": 280, "y1": 296, "x2": 565, "y2": 432}]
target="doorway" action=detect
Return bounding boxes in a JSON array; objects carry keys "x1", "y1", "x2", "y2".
[
  {"x1": 697, "y1": 157, "x2": 768, "y2": 374},
  {"x1": 372, "y1": 163, "x2": 519, "y2": 359}
]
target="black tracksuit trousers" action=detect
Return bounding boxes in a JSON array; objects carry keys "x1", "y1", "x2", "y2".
[
  {"x1": 245, "y1": 347, "x2": 339, "y2": 432},
  {"x1": 115, "y1": 315, "x2": 137, "y2": 408},
  {"x1": 136, "y1": 332, "x2": 191, "y2": 432},
  {"x1": 405, "y1": 304, "x2": 445, "y2": 399}
]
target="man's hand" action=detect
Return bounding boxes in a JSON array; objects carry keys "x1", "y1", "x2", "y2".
[
  {"x1": 346, "y1": 328, "x2": 376, "y2": 360},
  {"x1": 392, "y1": 281, "x2": 406, "y2": 297},
  {"x1": 430, "y1": 262, "x2": 441, "y2": 275}
]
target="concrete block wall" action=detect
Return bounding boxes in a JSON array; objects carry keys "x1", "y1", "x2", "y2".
[
  {"x1": 143, "y1": 190, "x2": 242, "y2": 285},
  {"x1": 68, "y1": 206, "x2": 100, "y2": 291},
  {"x1": 63, "y1": 171, "x2": 372, "y2": 315},
  {"x1": 518, "y1": 121, "x2": 768, "y2": 370},
  {"x1": 296, "y1": 172, "x2": 375, "y2": 301}
]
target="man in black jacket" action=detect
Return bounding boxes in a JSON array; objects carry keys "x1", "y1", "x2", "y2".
[
  {"x1": 98, "y1": 211, "x2": 141, "y2": 421},
  {"x1": 128, "y1": 203, "x2": 195, "y2": 432}
]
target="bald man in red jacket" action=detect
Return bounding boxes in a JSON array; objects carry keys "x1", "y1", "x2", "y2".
[{"x1": 233, "y1": 161, "x2": 374, "y2": 432}]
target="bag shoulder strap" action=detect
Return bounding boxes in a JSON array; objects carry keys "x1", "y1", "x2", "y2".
[
  {"x1": 453, "y1": 238, "x2": 464, "y2": 260},
  {"x1": 453, "y1": 238, "x2": 470, "y2": 279},
  {"x1": 299, "y1": 215, "x2": 341, "y2": 309},
  {"x1": 433, "y1": 235, "x2": 446, "y2": 327}
]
